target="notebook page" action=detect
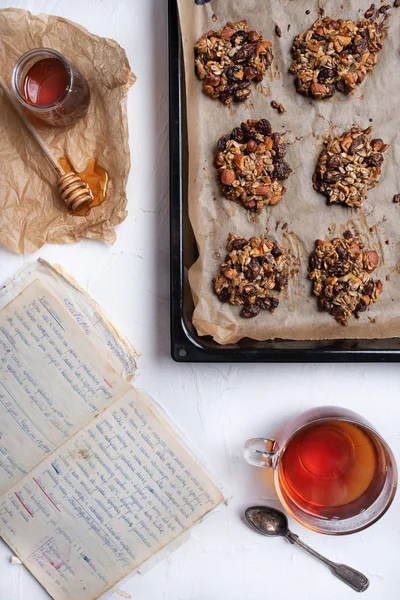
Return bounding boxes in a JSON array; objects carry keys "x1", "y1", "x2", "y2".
[
  {"x1": 0, "y1": 259, "x2": 138, "y2": 381},
  {"x1": 0, "y1": 388, "x2": 224, "y2": 600},
  {"x1": 0, "y1": 279, "x2": 131, "y2": 494}
]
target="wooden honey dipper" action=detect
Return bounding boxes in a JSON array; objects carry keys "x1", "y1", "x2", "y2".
[{"x1": 0, "y1": 74, "x2": 93, "y2": 211}]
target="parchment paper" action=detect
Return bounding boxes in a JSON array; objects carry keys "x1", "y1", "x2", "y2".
[
  {"x1": 0, "y1": 8, "x2": 135, "y2": 254},
  {"x1": 177, "y1": 0, "x2": 400, "y2": 344}
]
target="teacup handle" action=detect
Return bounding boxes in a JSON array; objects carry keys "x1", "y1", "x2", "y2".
[{"x1": 244, "y1": 438, "x2": 277, "y2": 468}]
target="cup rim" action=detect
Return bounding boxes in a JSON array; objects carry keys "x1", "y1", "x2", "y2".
[{"x1": 12, "y1": 48, "x2": 73, "y2": 111}]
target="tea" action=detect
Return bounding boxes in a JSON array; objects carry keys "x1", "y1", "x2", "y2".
[{"x1": 279, "y1": 420, "x2": 387, "y2": 520}]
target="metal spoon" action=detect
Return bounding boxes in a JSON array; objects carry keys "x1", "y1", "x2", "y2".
[{"x1": 245, "y1": 506, "x2": 369, "y2": 593}]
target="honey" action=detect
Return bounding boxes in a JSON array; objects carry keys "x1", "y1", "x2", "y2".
[
  {"x1": 59, "y1": 158, "x2": 109, "y2": 215},
  {"x1": 13, "y1": 49, "x2": 90, "y2": 127},
  {"x1": 23, "y1": 58, "x2": 68, "y2": 106}
]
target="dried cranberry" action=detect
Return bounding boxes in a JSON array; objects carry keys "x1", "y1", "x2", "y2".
[
  {"x1": 318, "y1": 68, "x2": 336, "y2": 82},
  {"x1": 275, "y1": 143, "x2": 287, "y2": 159},
  {"x1": 236, "y1": 81, "x2": 251, "y2": 89},
  {"x1": 244, "y1": 258, "x2": 261, "y2": 280},
  {"x1": 226, "y1": 66, "x2": 244, "y2": 82},
  {"x1": 244, "y1": 199, "x2": 257, "y2": 211},
  {"x1": 240, "y1": 122, "x2": 257, "y2": 142},
  {"x1": 330, "y1": 261, "x2": 350, "y2": 277},
  {"x1": 231, "y1": 237, "x2": 248, "y2": 250},
  {"x1": 323, "y1": 83, "x2": 335, "y2": 98},
  {"x1": 332, "y1": 282, "x2": 348, "y2": 296},
  {"x1": 218, "y1": 288, "x2": 230, "y2": 303},
  {"x1": 363, "y1": 280, "x2": 374, "y2": 296},
  {"x1": 217, "y1": 134, "x2": 231, "y2": 152},
  {"x1": 271, "y1": 133, "x2": 287, "y2": 158},
  {"x1": 221, "y1": 185, "x2": 235, "y2": 199},
  {"x1": 231, "y1": 127, "x2": 245, "y2": 143},
  {"x1": 231, "y1": 30, "x2": 248, "y2": 46},
  {"x1": 257, "y1": 296, "x2": 279, "y2": 311},
  {"x1": 220, "y1": 87, "x2": 234, "y2": 105},
  {"x1": 244, "y1": 66, "x2": 257, "y2": 80},
  {"x1": 335, "y1": 243, "x2": 348, "y2": 260},
  {"x1": 274, "y1": 275, "x2": 288, "y2": 291},
  {"x1": 355, "y1": 302, "x2": 368, "y2": 315},
  {"x1": 365, "y1": 153, "x2": 384, "y2": 167},
  {"x1": 323, "y1": 170, "x2": 342, "y2": 184},
  {"x1": 270, "y1": 297, "x2": 280, "y2": 311},
  {"x1": 331, "y1": 305, "x2": 346, "y2": 319},
  {"x1": 242, "y1": 284, "x2": 257, "y2": 297},
  {"x1": 353, "y1": 38, "x2": 369, "y2": 53},
  {"x1": 234, "y1": 43, "x2": 257, "y2": 63},
  {"x1": 322, "y1": 299, "x2": 334, "y2": 312},
  {"x1": 241, "y1": 304, "x2": 261, "y2": 318},
  {"x1": 271, "y1": 242, "x2": 283, "y2": 258},
  {"x1": 326, "y1": 154, "x2": 342, "y2": 170},
  {"x1": 309, "y1": 255, "x2": 320, "y2": 270},
  {"x1": 235, "y1": 88, "x2": 251, "y2": 102},
  {"x1": 256, "y1": 119, "x2": 272, "y2": 136},
  {"x1": 274, "y1": 160, "x2": 292, "y2": 180},
  {"x1": 348, "y1": 134, "x2": 367, "y2": 155}
]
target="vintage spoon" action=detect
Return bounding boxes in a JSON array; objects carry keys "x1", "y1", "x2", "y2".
[{"x1": 245, "y1": 506, "x2": 369, "y2": 593}]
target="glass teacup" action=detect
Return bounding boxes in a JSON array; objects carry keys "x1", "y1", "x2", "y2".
[{"x1": 244, "y1": 406, "x2": 397, "y2": 535}]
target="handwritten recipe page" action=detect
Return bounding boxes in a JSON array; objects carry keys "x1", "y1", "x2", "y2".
[
  {"x1": 0, "y1": 280, "x2": 131, "y2": 494},
  {"x1": 0, "y1": 270, "x2": 224, "y2": 600}
]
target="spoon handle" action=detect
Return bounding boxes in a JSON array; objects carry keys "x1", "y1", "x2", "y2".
[{"x1": 286, "y1": 532, "x2": 369, "y2": 593}]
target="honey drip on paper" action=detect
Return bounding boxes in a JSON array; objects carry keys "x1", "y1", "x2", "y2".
[{"x1": 59, "y1": 157, "x2": 109, "y2": 215}]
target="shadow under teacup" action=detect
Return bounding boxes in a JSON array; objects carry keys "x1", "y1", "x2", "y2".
[{"x1": 244, "y1": 406, "x2": 397, "y2": 535}]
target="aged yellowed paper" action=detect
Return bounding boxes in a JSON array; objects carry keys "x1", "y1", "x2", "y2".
[
  {"x1": 0, "y1": 389, "x2": 223, "y2": 600},
  {"x1": 0, "y1": 263, "x2": 224, "y2": 600},
  {"x1": 0, "y1": 279, "x2": 131, "y2": 494}
]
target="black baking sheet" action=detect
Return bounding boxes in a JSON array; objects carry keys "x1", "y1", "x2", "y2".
[{"x1": 168, "y1": 0, "x2": 400, "y2": 362}]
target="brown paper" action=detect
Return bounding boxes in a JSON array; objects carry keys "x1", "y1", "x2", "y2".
[
  {"x1": 177, "y1": 0, "x2": 400, "y2": 344},
  {"x1": 0, "y1": 8, "x2": 135, "y2": 254}
]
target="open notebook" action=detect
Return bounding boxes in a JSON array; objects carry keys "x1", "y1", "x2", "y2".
[{"x1": 0, "y1": 260, "x2": 224, "y2": 600}]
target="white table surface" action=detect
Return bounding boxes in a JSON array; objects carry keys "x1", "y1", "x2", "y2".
[{"x1": 0, "y1": 1, "x2": 399, "y2": 599}]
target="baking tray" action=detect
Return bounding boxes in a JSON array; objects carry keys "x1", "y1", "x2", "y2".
[{"x1": 168, "y1": 0, "x2": 400, "y2": 363}]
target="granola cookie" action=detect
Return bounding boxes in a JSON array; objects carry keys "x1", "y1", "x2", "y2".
[
  {"x1": 289, "y1": 4, "x2": 390, "y2": 99},
  {"x1": 214, "y1": 119, "x2": 292, "y2": 212},
  {"x1": 309, "y1": 231, "x2": 383, "y2": 326},
  {"x1": 313, "y1": 126, "x2": 388, "y2": 208},
  {"x1": 214, "y1": 233, "x2": 290, "y2": 319},
  {"x1": 194, "y1": 21, "x2": 273, "y2": 105}
]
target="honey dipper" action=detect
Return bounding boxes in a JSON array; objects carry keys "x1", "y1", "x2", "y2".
[{"x1": 0, "y1": 74, "x2": 93, "y2": 211}]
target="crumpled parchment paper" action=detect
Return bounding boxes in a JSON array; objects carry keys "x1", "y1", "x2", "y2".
[
  {"x1": 177, "y1": 0, "x2": 400, "y2": 344},
  {"x1": 0, "y1": 8, "x2": 135, "y2": 254}
]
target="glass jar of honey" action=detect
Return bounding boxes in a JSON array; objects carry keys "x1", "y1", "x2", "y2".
[{"x1": 12, "y1": 48, "x2": 90, "y2": 127}]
